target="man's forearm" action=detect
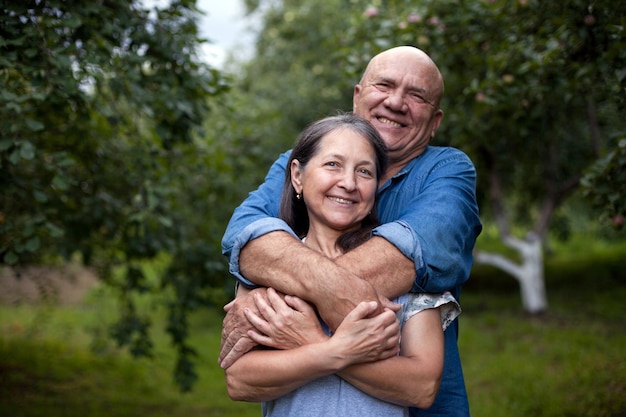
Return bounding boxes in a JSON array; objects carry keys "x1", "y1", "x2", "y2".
[
  {"x1": 239, "y1": 231, "x2": 382, "y2": 329},
  {"x1": 336, "y1": 236, "x2": 414, "y2": 300},
  {"x1": 240, "y1": 231, "x2": 321, "y2": 297}
]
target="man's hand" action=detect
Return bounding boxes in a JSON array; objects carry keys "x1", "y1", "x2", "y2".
[
  {"x1": 245, "y1": 287, "x2": 328, "y2": 349},
  {"x1": 237, "y1": 233, "x2": 409, "y2": 332},
  {"x1": 219, "y1": 287, "x2": 266, "y2": 369}
]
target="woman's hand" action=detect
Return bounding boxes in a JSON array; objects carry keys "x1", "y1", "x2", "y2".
[
  {"x1": 243, "y1": 288, "x2": 400, "y2": 369},
  {"x1": 245, "y1": 287, "x2": 328, "y2": 349},
  {"x1": 328, "y1": 301, "x2": 400, "y2": 366}
]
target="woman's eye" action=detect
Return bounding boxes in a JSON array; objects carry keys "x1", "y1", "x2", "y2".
[{"x1": 358, "y1": 168, "x2": 373, "y2": 177}]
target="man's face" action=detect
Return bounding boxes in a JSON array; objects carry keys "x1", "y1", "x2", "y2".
[{"x1": 353, "y1": 49, "x2": 443, "y2": 169}]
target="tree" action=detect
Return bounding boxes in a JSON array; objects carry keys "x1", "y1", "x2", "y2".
[
  {"x1": 0, "y1": 0, "x2": 230, "y2": 390},
  {"x1": 232, "y1": 0, "x2": 359, "y2": 158},
  {"x1": 338, "y1": 0, "x2": 626, "y2": 313},
  {"x1": 581, "y1": 137, "x2": 626, "y2": 231}
]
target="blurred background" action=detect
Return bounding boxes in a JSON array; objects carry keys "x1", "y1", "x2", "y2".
[{"x1": 1, "y1": 1, "x2": 624, "y2": 416}]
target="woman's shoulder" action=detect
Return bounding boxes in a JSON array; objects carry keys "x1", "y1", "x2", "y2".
[{"x1": 399, "y1": 292, "x2": 461, "y2": 330}]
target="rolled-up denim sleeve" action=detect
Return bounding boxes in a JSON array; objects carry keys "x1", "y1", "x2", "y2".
[
  {"x1": 372, "y1": 220, "x2": 425, "y2": 277},
  {"x1": 228, "y1": 218, "x2": 299, "y2": 287},
  {"x1": 221, "y1": 151, "x2": 294, "y2": 286}
]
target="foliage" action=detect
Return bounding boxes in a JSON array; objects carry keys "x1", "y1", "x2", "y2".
[
  {"x1": 581, "y1": 136, "x2": 626, "y2": 230},
  {"x1": 232, "y1": 0, "x2": 358, "y2": 162},
  {"x1": 233, "y1": 0, "x2": 625, "y2": 237},
  {"x1": 0, "y1": 0, "x2": 233, "y2": 390},
  {"x1": 337, "y1": 0, "x2": 626, "y2": 237},
  {"x1": 229, "y1": 0, "x2": 625, "y2": 313}
]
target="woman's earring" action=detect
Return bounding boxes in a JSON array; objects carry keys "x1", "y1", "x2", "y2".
[{"x1": 296, "y1": 193, "x2": 301, "y2": 200}]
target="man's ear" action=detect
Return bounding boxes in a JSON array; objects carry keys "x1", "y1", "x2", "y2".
[
  {"x1": 430, "y1": 109, "x2": 444, "y2": 140},
  {"x1": 352, "y1": 84, "x2": 362, "y2": 113}
]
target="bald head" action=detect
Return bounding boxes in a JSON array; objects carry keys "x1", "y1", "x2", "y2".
[
  {"x1": 360, "y1": 46, "x2": 444, "y2": 108},
  {"x1": 352, "y1": 46, "x2": 446, "y2": 173}
]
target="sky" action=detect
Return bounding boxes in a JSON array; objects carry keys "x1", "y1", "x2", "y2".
[
  {"x1": 196, "y1": 0, "x2": 256, "y2": 67},
  {"x1": 142, "y1": 0, "x2": 256, "y2": 68}
]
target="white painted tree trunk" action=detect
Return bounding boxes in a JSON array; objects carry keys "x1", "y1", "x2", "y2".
[{"x1": 474, "y1": 232, "x2": 548, "y2": 313}]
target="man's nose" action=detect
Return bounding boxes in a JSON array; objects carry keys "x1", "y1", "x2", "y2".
[{"x1": 384, "y1": 89, "x2": 407, "y2": 112}]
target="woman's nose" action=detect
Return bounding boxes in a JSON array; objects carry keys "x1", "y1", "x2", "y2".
[{"x1": 338, "y1": 171, "x2": 357, "y2": 191}]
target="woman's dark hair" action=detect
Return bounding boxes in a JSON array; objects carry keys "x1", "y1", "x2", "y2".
[{"x1": 279, "y1": 114, "x2": 388, "y2": 252}]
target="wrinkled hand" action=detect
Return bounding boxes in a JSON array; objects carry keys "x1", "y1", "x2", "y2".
[
  {"x1": 245, "y1": 287, "x2": 327, "y2": 349},
  {"x1": 316, "y1": 275, "x2": 400, "y2": 331},
  {"x1": 330, "y1": 301, "x2": 400, "y2": 366},
  {"x1": 219, "y1": 287, "x2": 267, "y2": 369}
]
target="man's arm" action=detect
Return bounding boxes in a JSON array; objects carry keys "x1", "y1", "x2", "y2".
[
  {"x1": 242, "y1": 148, "x2": 482, "y2": 337},
  {"x1": 222, "y1": 148, "x2": 414, "y2": 306},
  {"x1": 219, "y1": 232, "x2": 411, "y2": 369},
  {"x1": 239, "y1": 231, "x2": 386, "y2": 329},
  {"x1": 335, "y1": 236, "x2": 415, "y2": 300}
]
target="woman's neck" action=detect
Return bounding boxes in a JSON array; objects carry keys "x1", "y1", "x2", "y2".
[{"x1": 303, "y1": 225, "x2": 344, "y2": 259}]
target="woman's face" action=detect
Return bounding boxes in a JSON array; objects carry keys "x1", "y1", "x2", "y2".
[{"x1": 291, "y1": 127, "x2": 378, "y2": 234}]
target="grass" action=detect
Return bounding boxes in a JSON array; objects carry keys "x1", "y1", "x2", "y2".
[
  {"x1": 0, "y1": 286, "x2": 259, "y2": 417},
  {"x1": 461, "y1": 238, "x2": 626, "y2": 416},
  {"x1": 1, "y1": 238, "x2": 625, "y2": 417}
]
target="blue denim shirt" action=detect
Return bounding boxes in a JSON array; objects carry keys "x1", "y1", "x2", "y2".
[{"x1": 222, "y1": 145, "x2": 482, "y2": 417}]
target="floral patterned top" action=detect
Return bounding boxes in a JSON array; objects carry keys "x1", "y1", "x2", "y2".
[{"x1": 396, "y1": 291, "x2": 460, "y2": 330}]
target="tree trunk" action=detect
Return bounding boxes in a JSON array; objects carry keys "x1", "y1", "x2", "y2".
[
  {"x1": 475, "y1": 232, "x2": 548, "y2": 313},
  {"x1": 476, "y1": 146, "x2": 549, "y2": 313}
]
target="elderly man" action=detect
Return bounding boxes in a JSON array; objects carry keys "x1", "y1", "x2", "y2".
[{"x1": 221, "y1": 46, "x2": 482, "y2": 416}]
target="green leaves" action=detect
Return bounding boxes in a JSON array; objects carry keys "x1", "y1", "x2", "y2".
[
  {"x1": 0, "y1": 0, "x2": 230, "y2": 391},
  {"x1": 582, "y1": 137, "x2": 626, "y2": 228},
  {"x1": 0, "y1": 140, "x2": 30, "y2": 167},
  {"x1": 335, "y1": 0, "x2": 625, "y2": 235}
]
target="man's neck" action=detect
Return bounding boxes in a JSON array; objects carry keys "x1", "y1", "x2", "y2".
[
  {"x1": 380, "y1": 162, "x2": 406, "y2": 185},
  {"x1": 380, "y1": 148, "x2": 427, "y2": 185}
]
